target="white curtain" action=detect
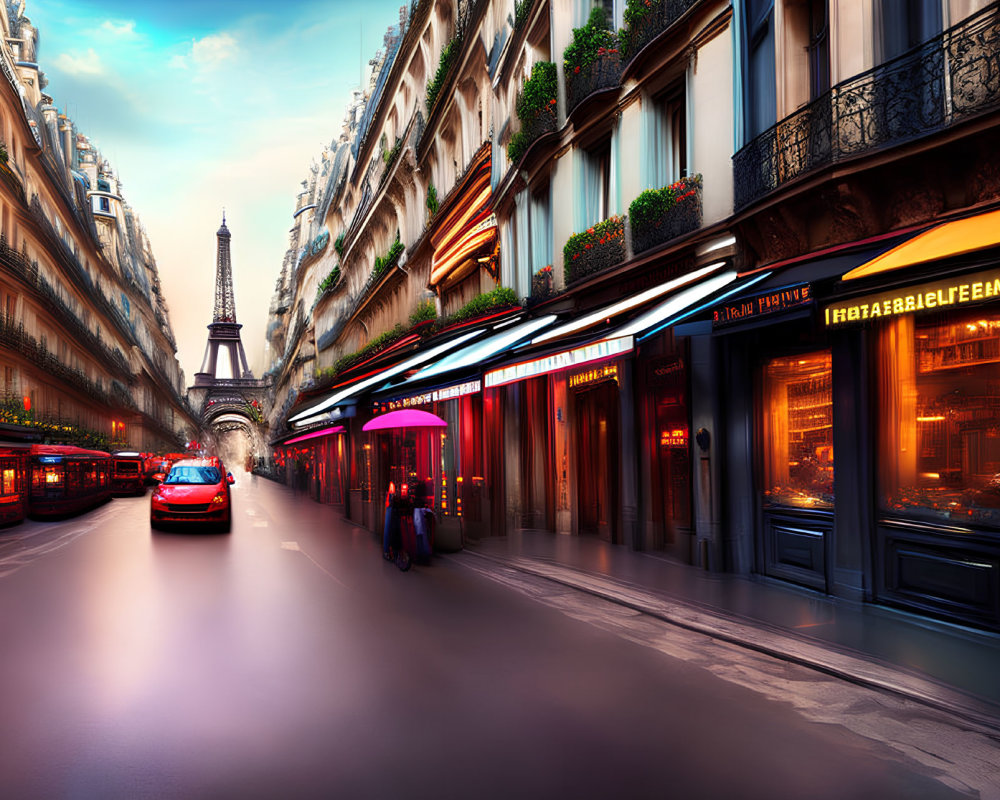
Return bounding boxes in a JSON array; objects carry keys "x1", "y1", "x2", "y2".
[
  {"x1": 530, "y1": 185, "x2": 552, "y2": 269},
  {"x1": 514, "y1": 188, "x2": 530, "y2": 293}
]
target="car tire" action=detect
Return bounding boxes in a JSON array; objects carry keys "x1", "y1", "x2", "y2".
[
  {"x1": 150, "y1": 517, "x2": 159, "y2": 531},
  {"x1": 219, "y1": 517, "x2": 231, "y2": 534}
]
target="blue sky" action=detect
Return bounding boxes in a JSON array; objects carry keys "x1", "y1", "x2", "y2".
[{"x1": 28, "y1": 0, "x2": 406, "y2": 379}]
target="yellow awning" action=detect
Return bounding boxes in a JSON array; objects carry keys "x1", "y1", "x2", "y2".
[{"x1": 843, "y1": 208, "x2": 1000, "y2": 281}]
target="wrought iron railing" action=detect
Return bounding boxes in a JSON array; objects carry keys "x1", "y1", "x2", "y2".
[
  {"x1": 620, "y1": 0, "x2": 702, "y2": 66},
  {"x1": 734, "y1": 4, "x2": 1000, "y2": 211},
  {"x1": 566, "y1": 50, "x2": 622, "y2": 118},
  {"x1": 0, "y1": 314, "x2": 137, "y2": 411}
]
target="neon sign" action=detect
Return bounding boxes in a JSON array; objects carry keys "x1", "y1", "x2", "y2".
[
  {"x1": 569, "y1": 364, "x2": 618, "y2": 389},
  {"x1": 660, "y1": 428, "x2": 689, "y2": 447},
  {"x1": 383, "y1": 380, "x2": 482, "y2": 411},
  {"x1": 825, "y1": 270, "x2": 1000, "y2": 327},
  {"x1": 713, "y1": 283, "x2": 812, "y2": 327}
]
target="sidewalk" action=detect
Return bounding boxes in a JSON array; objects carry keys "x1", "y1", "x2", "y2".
[{"x1": 459, "y1": 530, "x2": 1000, "y2": 730}]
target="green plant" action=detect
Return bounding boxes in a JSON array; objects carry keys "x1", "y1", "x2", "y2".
[
  {"x1": 409, "y1": 300, "x2": 437, "y2": 326},
  {"x1": 628, "y1": 175, "x2": 702, "y2": 231},
  {"x1": 334, "y1": 232, "x2": 345, "y2": 255},
  {"x1": 624, "y1": 0, "x2": 659, "y2": 29},
  {"x1": 426, "y1": 35, "x2": 461, "y2": 113},
  {"x1": 426, "y1": 183, "x2": 439, "y2": 215},
  {"x1": 444, "y1": 286, "x2": 519, "y2": 326},
  {"x1": 514, "y1": 0, "x2": 532, "y2": 28},
  {"x1": 373, "y1": 234, "x2": 405, "y2": 278},
  {"x1": 563, "y1": 215, "x2": 626, "y2": 284},
  {"x1": 383, "y1": 136, "x2": 402, "y2": 165},
  {"x1": 507, "y1": 61, "x2": 558, "y2": 163},
  {"x1": 0, "y1": 144, "x2": 8, "y2": 165},
  {"x1": 316, "y1": 265, "x2": 341, "y2": 299},
  {"x1": 563, "y1": 7, "x2": 617, "y2": 74}
]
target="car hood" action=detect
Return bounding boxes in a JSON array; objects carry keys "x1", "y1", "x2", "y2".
[{"x1": 155, "y1": 484, "x2": 220, "y2": 502}]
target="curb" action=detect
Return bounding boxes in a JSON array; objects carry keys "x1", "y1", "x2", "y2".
[{"x1": 457, "y1": 549, "x2": 1000, "y2": 733}]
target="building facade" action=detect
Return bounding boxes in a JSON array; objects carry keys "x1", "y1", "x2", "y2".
[
  {"x1": 0, "y1": 4, "x2": 198, "y2": 451},
  {"x1": 265, "y1": 0, "x2": 1000, "y2": 633}
]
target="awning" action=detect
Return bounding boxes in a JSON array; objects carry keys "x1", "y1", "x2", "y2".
[
  {"x1": 530, "y1": 261, "x2": 728, "y2": 346},
  {"x1": 844, "y1": 208, "x2": 1000, "y2": 281},
  {"x1": 429, "y1": 149, "x2": 496, "y2": 287},
  {"x1": 389, "y1": 315, "x2": 558, "y2": 389},
  {"x1": 710, "y1": 238, "x2": 919, "y2": 332},
  {"x1": 288, "y1": 328, "x2": 485, "y2": 426},
  {"x1": 280, "y1": 425, "x2": 345, "y2": 445}
]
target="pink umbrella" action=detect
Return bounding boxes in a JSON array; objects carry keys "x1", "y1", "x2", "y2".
[{"x1": 362, "y1": 409, "x2": 448, "y2": 431}]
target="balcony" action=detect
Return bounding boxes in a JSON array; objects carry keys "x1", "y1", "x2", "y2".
[
  {"x1": 565, "y1": 49, "x2": 621, "y2": 122},
  {"x1": 733, "y1": 4, "x2": 1000, "y2": 212},
  {"x1": 620, "y1": 0, "x2": 702, "y2": 72}
]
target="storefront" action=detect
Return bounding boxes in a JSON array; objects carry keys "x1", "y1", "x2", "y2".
[
  {"x1": 273, "y1": 424, "x2": 349, "y2": 507},
  {"x1": 368, "y1": 380, "x2": 484, "y2": 550},
  {"x1": 708, "y1": 215, "x2": 1000, "y2": 631},
  {"x1": 486, "y1": 336, "x2": 635, "y2": 542},
  {"x1": 826, "y1": 261, "x2": 1000, "y2": 631}
]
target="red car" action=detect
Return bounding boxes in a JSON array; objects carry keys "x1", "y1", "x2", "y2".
[{"x1": 150, "y1": 457, "x2": 234, "y2": 532}]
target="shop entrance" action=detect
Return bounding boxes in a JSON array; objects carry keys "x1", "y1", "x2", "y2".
[{"x1": 574, "y1": 380, "x2": 620, "y2": 541}]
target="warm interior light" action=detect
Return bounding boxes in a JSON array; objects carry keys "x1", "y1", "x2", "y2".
[{"x1": 917, "y1": 416, "x2": 946, "y2": 422}]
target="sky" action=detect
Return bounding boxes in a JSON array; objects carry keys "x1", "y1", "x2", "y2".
[{"x1": 27, "y1": 0, "x2": 407, "y2": 381}]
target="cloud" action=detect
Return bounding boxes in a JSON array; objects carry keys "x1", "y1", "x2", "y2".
[
  {"x1": 191, "y1": 33, "x2": 238, "y2": 68},
  {"x1": 99, "y1": 20, "x2": 138, "y2": 39},
  {"x1": 53, "y1": 48, "x2": 106, "y2": 77}
]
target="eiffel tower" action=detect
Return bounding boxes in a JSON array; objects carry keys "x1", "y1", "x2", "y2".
[{"x1": 194, "y1": 214, "x2": 253, "y2": 385}]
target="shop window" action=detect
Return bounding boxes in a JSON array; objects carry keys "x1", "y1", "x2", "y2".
[
  {"x1": 762, "y1": 351, "x2": 834, "y2": 509},
  {"x1": 879, "y1": 313, "x2": 1000, "y2": 526}
]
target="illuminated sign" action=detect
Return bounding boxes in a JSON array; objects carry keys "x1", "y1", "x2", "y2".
[
  {"x1": 825, "y1": 270, "x2": 1000, "y2": 327},
  {"x1": 384, "y1": 380, "x2": 482, "y2": 411},
  {"x1": 713, "y1": 283, "x2": 812, "y2": 327},
  {"x1": 569, "y1": 364, "x2": 618, "y2": 389},
  {"x1": 485, "y1": 336, "x2": 633, "y2": 388},
  {"x1": 660, "y1": 428, "x2": 689, "y2": 447}
]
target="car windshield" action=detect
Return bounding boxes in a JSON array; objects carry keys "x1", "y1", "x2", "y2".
[{"x1": 165, "y1": 466, "x2": 221, "y2": 485}]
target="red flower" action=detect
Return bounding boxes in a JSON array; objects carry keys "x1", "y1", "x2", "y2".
[
  {"x1": 574, "y1": 66, "x2": 580, "y2": 74},
  {"x1": 585, "y1": 243, "x2": 592, "y2": 249}
]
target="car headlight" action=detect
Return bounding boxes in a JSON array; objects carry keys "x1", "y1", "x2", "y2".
[{"x1": 211, "y1": 491, "x2": 228, "y2": 505}]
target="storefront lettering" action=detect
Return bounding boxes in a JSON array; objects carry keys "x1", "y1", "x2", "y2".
[
  {"x1": 713, "y1": 283, "x2": 812, "y2": 327},
  {"x1": 569, "y1": 364, "x2": 618, "y2": 389},
  {"x1": 485, "y1": 336, "x2": 633, "y2": 388},
  {"x1": 825, "y1": 271, "x2": 1000, "y2": 327},
  {"x1": 381, "y1": 380, "x2": 481, "y2": 411}
]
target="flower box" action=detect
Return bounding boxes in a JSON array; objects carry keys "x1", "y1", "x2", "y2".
[
  {"x1": 566, "y1": 49, "x2": 622, "y2": 117},
  {"x1": 628, "y1": 176, "x2": 703, "y2": 255},
  {"x1": 563, "y1": 216, "x2": 627, "y2": 286}
]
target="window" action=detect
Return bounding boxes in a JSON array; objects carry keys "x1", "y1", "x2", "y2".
[
  {"x1": 807, "y1": 0, "x2": 830, "y2": 99},
  {"x1": 643, "y1": 84, "x2": 687, "y2": 190},
  {"x1": 876, "y1": 0, "x2": 942, "y2": 63},
  {"x1": 761, "y1": 351, "x2": 834, "y2": 509},
  {"x1": 578, "y1": 137, "x2": 611, "y2": 229},
  {"x1": 529, "y1": 182, "x2": 552, "y2": 272},
  {"x1": 99, "y1": 197, "x2": 110, "y2": 213},
  {"x1": 744, "y1": 0, "x2": 776, "y2": 139},
  {"x1": 878, "y1": 312, "x2": 1000, "y2": 527}
]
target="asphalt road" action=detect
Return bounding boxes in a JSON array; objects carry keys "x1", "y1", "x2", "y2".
[{"x1": 0, "y1": 474, "x2": 988, "y2": 799}]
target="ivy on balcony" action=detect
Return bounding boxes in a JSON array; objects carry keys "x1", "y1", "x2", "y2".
[
  {"x1": 628, "y1": 174, "x2": 703, "y2": 254},
  {"x1": 564, "y1": 7, "x2": 621, "y2": 118},
  {"x1": 529, "y1": 265, "x2": 556, "y2": 303},
  {"x1": 507, "y1": 61, "x2": 559, "y2": 166},
  {"x1": 426, "y1": 35, "x2": 461, "y2": 114},
  {"x1": 441, "y1": 286, "x2": 519, "y2": 327},
  {"x1": 620, "y1": 0, "x2": 701, "y2": 65},
  {"x1": 315, "y1": 265, "x2": 341, "y2": 301},
  {"x1": 373, "y1": 235, "x2": 405, "y2": 281},
  {"x1": 563, "y1": 215, "x2": 626, "y2": 285}
]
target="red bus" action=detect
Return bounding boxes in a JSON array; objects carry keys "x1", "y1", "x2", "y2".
[
  {"x1": 0, "y1": 446, "x2": 28, "y2": 525},
  {"x1": 111, "y1": 451, "x2": 146, "y2": 496},
  {"x1": 28, "y1": 444, "x2": 111, "y2": 517}
]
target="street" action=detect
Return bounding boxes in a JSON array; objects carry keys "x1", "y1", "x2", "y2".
[{"x1": 0, "y1": 475, "x2": 993, "y2": 799}]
